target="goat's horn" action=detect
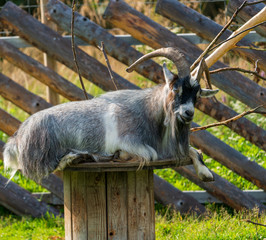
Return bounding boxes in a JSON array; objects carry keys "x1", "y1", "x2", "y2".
[
  {"x1": 194, "y1": 58, "x2": 206, "y2": 83},
  {"x1": 126, "y1": 47, "x2": 190, "y2": 79}
]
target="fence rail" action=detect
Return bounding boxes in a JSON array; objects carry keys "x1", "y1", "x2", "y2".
[{"x1": 0, "y1": 31, "x2": 264, "y2": 49}]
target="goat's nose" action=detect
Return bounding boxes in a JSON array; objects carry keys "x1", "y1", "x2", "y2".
[{"x1": 185, "y1": 110, "x2": 194, "y2": 117}]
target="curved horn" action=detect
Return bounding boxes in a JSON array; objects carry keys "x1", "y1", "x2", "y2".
[{"x1": 126, "y1": 47, "x2": 190, "y2": 79}]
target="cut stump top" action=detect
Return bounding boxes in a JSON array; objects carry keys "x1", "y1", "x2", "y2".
[{"x1": 65, "y1": 158, "x2": 192, "y2": 172}]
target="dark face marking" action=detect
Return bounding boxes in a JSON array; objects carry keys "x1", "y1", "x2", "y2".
[{"x1": 169, "y1": 77, "x2": 201, "y2": 124}]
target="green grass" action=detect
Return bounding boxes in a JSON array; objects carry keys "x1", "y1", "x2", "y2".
[{"x1": 0, "y1": 205, "x2": 265, "y2": 240}]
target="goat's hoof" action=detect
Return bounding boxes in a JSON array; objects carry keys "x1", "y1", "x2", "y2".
[{"x1": 199, "y1": 173, "x2": 215, "y2": 182}]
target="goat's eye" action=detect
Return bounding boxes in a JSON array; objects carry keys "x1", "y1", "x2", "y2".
[{"x1": 173, "y1": 87, "x2": 182, "y2": 96}]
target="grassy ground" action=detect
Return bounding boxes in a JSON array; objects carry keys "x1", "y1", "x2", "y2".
[{"x1": 0, "y1": 205, "x2": 265, "y2": 240}]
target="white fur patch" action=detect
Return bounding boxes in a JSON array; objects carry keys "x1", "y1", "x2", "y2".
[
  {"x1": 103, "y1": 104, "x2": 158, "y2": 162},
  {"x1": 103, "y1": 104, "x2": 119, "y2": 153}
]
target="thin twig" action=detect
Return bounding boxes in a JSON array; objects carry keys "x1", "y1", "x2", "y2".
[
  {"x1": 234, "y1": 46, "x2": 266, "y2": 51},
  {"x1": 71, "y1": 0, "x2": 89, "y2": 100},
  {"x1": 190, "y1": 0, "x2": 247, "y2": 72},
  {"x1": 190, "y1": 105, "x2": 265, "y2": 132},
  {"x1": 210, "y1": 67, "x2": 266, "y2": 81},
  {"x1": 209, "y1": 21, "x2": 266, "y2": 52},
  {"x1": 98, "y1": 41, "x2": 118, "y2": 90},
  {"x1": 243, "y1": 219, "x2": 266, "y2": 227}
]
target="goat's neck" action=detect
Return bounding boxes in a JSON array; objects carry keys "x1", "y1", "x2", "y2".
[{"x1": 144, "y1": 84, "x2": 167, "y2": 123}]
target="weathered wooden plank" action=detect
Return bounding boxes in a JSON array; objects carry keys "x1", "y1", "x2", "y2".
[
  {"x1": 32, "y1": 192, "x2": 63, "y2": 205},
  {"x1": 190, "y1": 122, "x2": 266, "y2": 191},
  {"x1": 104, "y1": 0, "x2": 266, "y2": 110},
  {"x1": 0, "y1": 73, "x2": 52, "y2": 114},
  {"x1": 107, "y1": 172, "x2": 128, "y2": 239},
  {"x1": 127, "y1": 171, "x2": 138, "y2": 240},
  {"x1": 0, "y1": 174, "x2": 60, "y2": 217},
  {"x1": 46, "y1": 0, "x2": 164, "y2": 84},
  {"x1": 154, "y1": 174, "x2": 206, "y2": 215},
  {"x1": 32, "y1": 190, "x2": 266, "y2": 205},
  {"x1": 67, "y1": 158, "x2": 192, "y2": 171},
  {"x1": 0, "y1": 1, "x2": 138, "y2": 92},
  {"x1": 71, "y1": 172, "x2": 88, "y2": 240},
  {"x1": 1, "y1": 32, "x2": 265, "y2": 49},
  {"x1": 155, "y1": 0, "x2": 266, "y2": 72},
  {"x1": 175, "y1": 165, "x2": 266, "y2": 212},
  {"x1": 183, "y1": 190, "x2": 266, "y2": 204},
  {"x1": 40, "y1": 0, "x2": 60, "y2": 105},
  {"x1": 0, "y1": 40, "x2": 93, "y2": 101},
  {"x1": 0, "y1": 108, "x2": 20, "y2": 136},
  {"x1": 85, "y1": 172, "x2": 107, "y2": 240},
  {"x1": 135, "y1": 170, "x2": 155, "y2": 240},
  {"x1": 227, "y1": 0, "x2": 266, "y2": 37},
  {"x1": 64, "y1": 171, "x2": 73, "y2": 240},
  {"x1": 41, "y1": 173, "x2": 64, "y2": 201}
]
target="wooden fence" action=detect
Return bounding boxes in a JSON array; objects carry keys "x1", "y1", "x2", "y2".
[{"x1": 0, "y1": 0, "x2": 265, "y2": 216}]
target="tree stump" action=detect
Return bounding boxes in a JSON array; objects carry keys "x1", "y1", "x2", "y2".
[{"x1": 63, "y1": 159, "x2": 188, "y2": 240}]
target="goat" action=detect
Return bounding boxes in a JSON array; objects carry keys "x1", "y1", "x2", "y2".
[{"x1": 4, "y1": 47, "x2": 218, "y2": 182}]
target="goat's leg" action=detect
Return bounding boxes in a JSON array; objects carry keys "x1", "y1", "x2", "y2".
[{"x1": 189, "y1": 147, "x2": 214, "y2": 182}]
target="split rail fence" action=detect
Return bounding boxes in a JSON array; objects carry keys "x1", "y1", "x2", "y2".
[{"x1": 0, "y1": 0, "x2": 265, "y2": 217}]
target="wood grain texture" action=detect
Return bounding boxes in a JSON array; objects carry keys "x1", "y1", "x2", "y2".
[
  {"x1": 85, "y1": 172, "x2": 107, "y2": 240},
  {"x1": 67, "y1": 158, "x2": 192, "y2": 171},
  {"x1": 104, "y1": 0, "x2": 266, "y2": 110},
  {"x1": 107, "y1": 172, "x2": 128, "y2": 239},
  {"x1": 71, "y1": 172, "x2": 88, "y2": 240},
  {"x1": 0, "y1": 108, "x2": 21, "y2": 136},
  {"x1": 154, "y1": 174, "x2": 206, "y2": 215},
  {"x1": 64, "y1": 171, "x2": 73, "y2": 240},
  {"x1": 46, "y1": 0, "x2": 164, "y2": 84},
  {"x1": 0, "y1": 40, "x2": 93, "y2": 101},
  {"x1": 135, "y1": 170, "x2": 155, "y2": 240},
  {"x1": 155, "y1": 0, "x2": 266, "y2": 72},
  {"x1": 0, "y1": 73, "x2": 52, "y2": 114},
  {"x1": 0, "y1": 1, "x2": 138, "y2": 92},
  {"x1": 0, "y1": 174, "x2": 60, "y2": 217},
  {"x1": 175, "y1": 165, "x2": 266, "y2": 212},
  {"x1": 227, "y1": 0, "x2": 266, "y2": 37}
]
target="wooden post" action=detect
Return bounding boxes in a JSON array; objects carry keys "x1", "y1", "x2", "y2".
[
  {"x1": 63, "y1": 160, "x2": 190, "y2": 239},
  {"x1": 40, "y1": 0, "x2": 59, "y2": 105}
]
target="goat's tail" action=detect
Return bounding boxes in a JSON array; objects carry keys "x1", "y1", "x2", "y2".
[
  {"x1": 4, "y1": 115, "x2": 62, "y2": 183},
  {"x1": 3, "y1": 136, "x2": 19, "y2": 184}
]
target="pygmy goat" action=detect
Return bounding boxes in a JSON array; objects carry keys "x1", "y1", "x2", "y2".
[{"x1": 4, "y1": 47, "x2": 218, "y2": 182}]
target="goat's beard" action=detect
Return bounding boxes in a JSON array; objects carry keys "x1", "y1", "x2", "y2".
[{"x1": 162, "y1": 108, "x2": 190, "y2": 161}]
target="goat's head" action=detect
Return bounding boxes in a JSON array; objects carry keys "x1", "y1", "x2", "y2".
[{"x1": 127, "y1": 47, "x2": 219, "y2": 125}]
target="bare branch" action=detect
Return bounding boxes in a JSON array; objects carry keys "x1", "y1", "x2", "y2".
[
  {"x1": 234, "y1": 46, "x2": 266, "y2": 51},
  {"x1": 190, "y1": 105, "x2": 265, "y2": 132},
  {"x1": 210, "y1": 67, "x2": 266, "y2": 81},
  {"x1": 71, "y1": 0, "x2": 89, "y2": 100},
  {"x1": 98, "y1": 41, "x2": 118, "y2": 90},
  {"x1": 209, "y1": 21, "x2": 266, "y2": 52},
  {"x1": 243, "y1": 219, "x2": 266, "y2": 227},
  {"x1": 190, "y1": 0, "x2": 248, "y2": 72}
]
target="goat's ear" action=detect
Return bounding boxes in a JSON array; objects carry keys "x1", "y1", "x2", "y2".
[
  {"x1": 163, "y1": 62, "x2": 174, "y2": 86},
  {"x1": 200, "y1": 89, "x2": 219, "y2": 98}
]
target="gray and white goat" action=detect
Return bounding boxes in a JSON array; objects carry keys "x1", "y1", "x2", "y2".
[{"x1": 4, "y1": 47, "x2": 218, "y2": 182}]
